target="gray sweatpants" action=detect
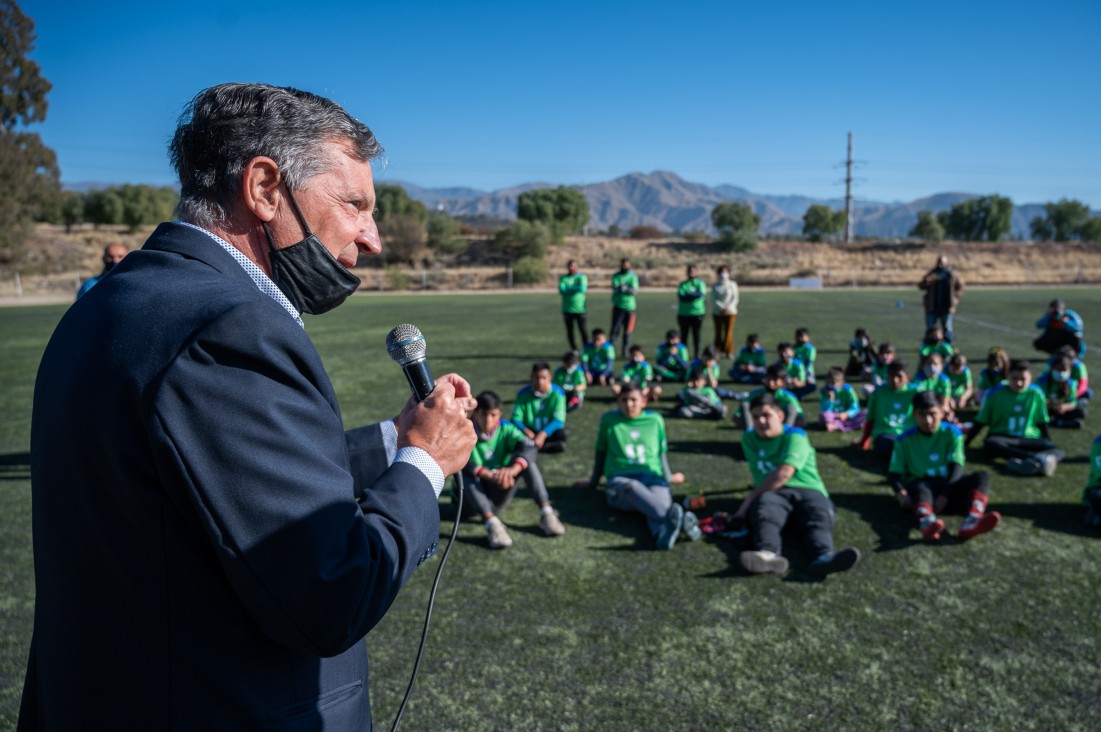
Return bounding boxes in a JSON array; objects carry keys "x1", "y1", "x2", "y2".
[
  {"x1": 606, "y1": 473, "x2": 672, "y2": 537},
  {"x1": 750, "y1": 487, "x2": 835, "y2": 559},
  {"x1": 464, "y1": 462, "x2": 550, "y2": 518}
]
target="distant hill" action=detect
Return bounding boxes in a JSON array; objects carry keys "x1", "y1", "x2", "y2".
[{"x1": 391, "y1": 170, "x2": 1054, "y2": 239}]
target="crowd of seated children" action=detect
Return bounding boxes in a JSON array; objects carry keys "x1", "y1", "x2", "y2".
[
  {"x1": 730, "y1": 333, "x2": 767, "y2": 383},
  {"x1": 674, "y1": 368, "x2": 728, "y2": 420},
  {"x1": 654, "y1": 329, "x2": 690, "y2": 382},
  {"x1": 887, "y1": 391, "x2": 1000, "y2": 542},
  {"x1": 819, "y1": 367, "x2": 865, "y2": 432}
]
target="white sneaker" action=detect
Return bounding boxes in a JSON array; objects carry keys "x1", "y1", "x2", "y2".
[
  {"x1": 1041, "y1": 453, "x2": 1058, "y2": 477},
  {"x1": 486, "y1": 519, "x2": 513, "y2": 549},
  {"x1": 539, "y1": 508, "x2": 566, "y2": 536},
  {"x1": 739, "y1": 549, "x2": 789, "y2": 575}
]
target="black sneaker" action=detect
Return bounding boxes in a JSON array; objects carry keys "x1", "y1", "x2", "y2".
[{"x1": 809, "y1": 547, "x2": 861, "y2": 575}]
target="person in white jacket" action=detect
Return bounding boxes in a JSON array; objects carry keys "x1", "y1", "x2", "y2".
[{"x1": 710, "y1": 264, "x2": 739, "y2": 359}]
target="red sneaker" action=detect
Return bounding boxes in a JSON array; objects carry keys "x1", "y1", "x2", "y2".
[
  {"x1": 920, "y1": 518, "x2": 945, "y2": 542},
  {"x1": 958, "y1": 511, "x2": 1001, "y2": 541}
]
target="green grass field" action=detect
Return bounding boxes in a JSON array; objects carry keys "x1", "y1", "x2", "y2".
[{"x1": 2, "y1": 287, "x2": 1100, "y2": 730}]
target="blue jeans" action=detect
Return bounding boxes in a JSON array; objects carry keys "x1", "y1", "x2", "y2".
[{"x1": 925, "y1": 312, "x2": 954, "y2": 343}]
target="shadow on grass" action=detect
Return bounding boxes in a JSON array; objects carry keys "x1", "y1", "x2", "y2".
[
  {"x1": 814, "y1": 443, "x2": 889, "y2": 475},
  {"x1": 0, "y1": 451, "x2": 30, "y2": 481},
  {"x1": 829, "y1": 492, "x2": 917, "y2": 553},
  {"x1": 994, "y1": 501, "x2": 1098, "y2": 538},
  {"x1": 668, "y1": 439, "x2": 736, "y2": 456}
]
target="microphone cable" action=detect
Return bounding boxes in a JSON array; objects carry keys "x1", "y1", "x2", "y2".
[{"x1": 390, "y1": 472, "x2": 463, "y2": 732}]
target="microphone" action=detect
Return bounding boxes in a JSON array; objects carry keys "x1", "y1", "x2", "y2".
[{"x1": 386, "y1": 324, "x2": 435, "y2": 403}]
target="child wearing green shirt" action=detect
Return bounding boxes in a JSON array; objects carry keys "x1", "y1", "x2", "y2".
[
  {"x1": 946, "y1": 353, "x2": 975, "y2": 410},
  {"x1": 654, "y1": 330, "x2": 690, "y2": 382},
  {"x1": 729, "y1": 333, "x2": 767, "y2": 384},
  {"x1": 740, "y1": 364, "x2": 805, "y2": 429},
  {"x1": 674, "y1": 368, "x2": 727, "y2": 420},
  {"x1": 854, "y1": 360, "x2": 918, "y2": 460},
  {"x1": 583, "y1": 329, "x2": 616, "y2": 387},
  {"x1": 466, "y1": 391, "x2": 566, "y2": 549},
  {"x1": 794, "y1": 327, "x2": 817, "y2": 388},
  {"x1": 776, "y1": 341, "x2": 813, "y2": 399},
  {"x1": 512, "y1": 362, "x2": 569, "y2": 454},
  {"x1": 733, "y1": 393, "x2": 860, "y2": 576},
  {"x1": 965, "y1": 360, "x2": 1065, "y2": 476},
  {"x1": 576, "y1": 385, "x2": 693, "y2": 550},
  {"x1": 887, "y1": 391, "x2": 1000, "y2": 542},
  {"x1": 819, "y1": 367, "x2": 865, "y2": 432},
  {"x1": 1036, "y1": 354, "x2": 1086, "y2": 429},
  {"x1": 614, "y1": 345, "x2": 662, "y2": 402},
  {"x1": 553, "y1": 350, "x2": 588, "y2": 412}
]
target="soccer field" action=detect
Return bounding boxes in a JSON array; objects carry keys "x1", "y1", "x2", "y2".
[{"x1": 2, "y1": 287, "x2": 1100, "y2": 730}]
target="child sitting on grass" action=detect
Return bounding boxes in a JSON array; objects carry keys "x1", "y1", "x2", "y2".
[
  {"x1": 689, "y1": 345, "x2": 738, "y2": 399},
  {"x1": 740, "y1": 363, "x2": 805, "y2": 429},
  {"x1": 976, "y1": 346, "x2": 1009, "y2": 403},
  {"x1": 576, "y1": 384, "x2": 693, "y2": 550},
  {"x1": 730, "y1": 333, "x2": 767, "y2": 384},
  {"x1": 919, "y1": 325, "x2": 955, "y2": 362},
  {"x1": 1050, "y1": 344, "x2": 1091, "y2": 403},
  {"x1": 794, "y1": 327, "x2": 817, "y2": 389},
  {"x1": 776, "y1": 342, "x2": 814, "y2": 399},
  {"x1": 512, "y1": 361, "x2": 569, "y2": 454},
  {"x1": 946, "y1": 353, "x2": 975, "y2": 410},
  {"x1": 819, "y1": 367, "x2": 865, "y2": 432},
  {"x1": 583, "y1": 329, "x2": 616, "y2": 387},
  {"x1": 654, "y1": 329, "x2": 690, "y2": 382},
  {"x1": 1036, "y1": 354, "x2": 1087, "y2": 429},
  {"x1": 674, "y1": 368, "x2": 728, "y2": 420},
  {"x1": 854, "y1": 361, "x2": 918, "y2": 461},
  {"x1": 846, "y1": 328, "x2": 876, "y2": 380},
  {"x1": 965, "y1": 359, "x2": 1065, "y2": 476},
  {"x1": 614, "y1": 344, "x2": 662, "y2": 402},
  {"x1": 732, "y1": 393, "x2": 861, "y2": 576},
  {"x1": 864, "y1": 342, "x2": 897, "y2": 398},
  {"x1": 554, "y1": 350, "x2": 588, "y2": 412},
  {"x1": 887, "y1": 391, "x2": 1000, "y2": 542},
  {"x1": 465, "y1": 391, "x2": 566, "y2": 549}
]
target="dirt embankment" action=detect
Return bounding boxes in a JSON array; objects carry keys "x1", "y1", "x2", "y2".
[{"x1": 3, "y1": 224, "x2": 1099, "y2": 300}]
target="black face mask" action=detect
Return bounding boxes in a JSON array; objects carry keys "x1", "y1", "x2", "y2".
[{"x1": 265, "y1": 187, "x2": 361, "y2": 315}]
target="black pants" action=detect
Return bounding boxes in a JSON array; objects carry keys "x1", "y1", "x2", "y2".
[
  {"x1": 750, "y1": 487, "x2": 834, "y2": 557},
  {"x1": 539, "y1": 428, "x2": 569, "y2": 454},
  {"x1": 906, "y1": 471, "x2": 990, "y2": 514},
  {"x1": 562, "y1": 312, "x2": 588, "y2": 353},
  {"x1": 678, "y1": 315, "x2": 705, "y2": 359},
  {"x1": 1034, "y1": 329, "x2": 1080, "y2": 355},
  {"x1": 873, "y1": 434, "x2": 897, "y2": 461},
  {"x1": 610, "y1": 307, "x2": 636, "y2": 353},
  {"x1": 984, "y1": 435, "x2": 1065, "y2": 462}
]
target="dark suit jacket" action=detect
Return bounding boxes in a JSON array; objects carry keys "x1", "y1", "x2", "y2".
[{"x1": 20, "y1": 223, "x2": 440, "y2": 730}]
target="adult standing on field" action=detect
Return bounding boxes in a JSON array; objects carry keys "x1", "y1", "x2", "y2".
[
  {"x1": 710, "y1": 263, "x2": 739, "y2": 359},
  {"x1": 918, "y1": 255, "x2": 964, "y2": 343},
  {"x1": 76, "y1": 242, "x2": 129, "y2": 298},
  {"x1": 20, "y1": 82, "x2": 477, "y2": 730},
  {"x1": 559, "y1": 259, "x2": 588, "y2": 352},
  {"x1": 610, "y1": 257, "x2": 639, "y2": 354},
  {"x1": 676, "y1": 263, "x2": 707, "y2": 359}
]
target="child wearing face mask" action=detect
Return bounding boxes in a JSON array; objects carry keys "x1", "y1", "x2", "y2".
[
  {"x1": 977, "y1": 346, "x2": 1010, "y2": 403},
  {"x1": 946, "y1": 353, "x2": 975, "y2": 410},
  {"x1": 1036, "y1": 354, "x2": 1087, "y2": 429}
]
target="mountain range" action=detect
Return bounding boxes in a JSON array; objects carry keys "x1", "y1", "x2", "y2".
[{"x1": 394, "y1": 170, "x2": 1052, "y2": 239}]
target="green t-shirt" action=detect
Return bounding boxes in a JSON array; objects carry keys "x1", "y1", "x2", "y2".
[
  {"x1": 978, "y1": 368, "x2": 1005, "y2": 392},
  {"x1": 558, "y1": 272, "x2": 588, "y2": 313},
  {"x1": 947, "y1": 366, "x2": 973, "y2": 399},
  {"x1": 553, "y1": 365, "x2": 586, "y2": 394},
  {"x1": 742, "y1": 426, "x2": 828, "y2": 496},
  {"x1": 976, "y1": 384, "x2": 1049, "y2": 438},
  {"x1": 819, "y1": 383, "x2": 860, "y2": 417},
  {"x1": 912, "y1": 373, "x2": 952, "y2": 400},
  {"x1": 781, "y1": 359, "x2": 807, "y2": 383},
  {"x1": 871, "y1": 361, "x2": 890, "y2": 387},
  {"x1": 611, "y1": 270, "x2": 639, "y2": 311},
  {"x1": 583, "y1": 342, "x2": 615, "y2": 373},
  {"x1": 746, "y1": 387, "x2": 804, "y2": 417},
  {"x1": 511, "y1": 385, "x2": 568, "y2": 434},
  {"x1": 595, "y1": 409, "x2": 667, "y2": 479},
  {"x1": 734, "y1": 347, "x2": 766, "y2": 369},
  {"x1": 677, "y1": 385, "x2": 722, "y2": 408},
  {"x1": 689, "y1": 358, "x2": 721, "y2": 384},
  {"x1": 656, "y1": 342, "x2": 689, "y2": 371},
  {"x1": 469, "y1": 419, "x2": 530, "y2": 471},
  {"x1": 919, "y1": 341, "x2": 955, "y2": 360},
  {"x1": 795, "y1": 343, "x2": 817, "y2": 374},
  {"x1": 622, "y1": 360, "x2": 655, "y2": 388},
  {"x1": 676, "y1": 277, "x2": 708, "y2": 317},
  {"x1": 888, "y1": 423, "x2": 966, "y2": 483},
  {"x1": 866, "y1": 384, "x2": 918, "y2": 438}
]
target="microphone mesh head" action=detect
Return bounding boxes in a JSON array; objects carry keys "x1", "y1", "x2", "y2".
[{"x1": 386, "y1": 324, "x2": 426, "y2": 364}]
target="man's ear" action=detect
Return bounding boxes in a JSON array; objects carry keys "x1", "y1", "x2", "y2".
[{"x1": 242, "y1": 157, "x2": 282, "y2": 222}]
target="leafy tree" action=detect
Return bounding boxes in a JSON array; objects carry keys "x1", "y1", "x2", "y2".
[
  {"x1": 495, "y1": 220, "x2": 552, "y2": 260},
  {"x1": 374, "y1": 184, "x2": 427, "y2": 224},
  {"x1": 1080, "y1": 217, "x2": 1101, "y2": 243},
  {"x1": 512, "y1": 255, "x2": 548, "y2": 285},
  {"x1": 628, "y1": 224, "x2": 665, "y2": 240},
  {"x1": 802, "y1": 204, "x2": 846, "y2": 242},
  {"x1": 59, "y1": 190, "x2": 84, "y2": 232},
  {"x1": 909, "y1": 210, "x2": 945, "y2": 244},
  {"x1": 426, "y1": 212, "x2": 467, "y2": 255},
  {"x1": 711, "y1": 202, "x2": 760, "y2": 252},
  {"x1": 516, "y1": 186, "x2": 589, "y2": 239},
  {"x1": 936, "y1": 195, "x2": 1013, "y2": 241},
  {"x1": 1031, "y1": 199, "x2": 1092, "y2": 242},
  {"x1": 84, "y1": 189, "x2": 124, "y2": 228},
  {"x1": 0, "y1": 0, "x2": 59, "y2": 263}
]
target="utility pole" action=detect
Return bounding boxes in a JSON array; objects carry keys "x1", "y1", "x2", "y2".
[{"x1": 844, "y1": 131, "x2": 854, "y2": 243}]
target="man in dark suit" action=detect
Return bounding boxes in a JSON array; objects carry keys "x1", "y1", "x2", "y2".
[{"x1": 19, "y1": 83, "x2": 477, "y2": 730}]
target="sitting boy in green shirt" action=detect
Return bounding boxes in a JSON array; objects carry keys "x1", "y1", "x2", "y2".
[
  {"x1": 739, "y1": 363, "x2": 805, "y2": 429},
  {"x1": 674, "y1": 368, "x2": 727, "y2": 420}
]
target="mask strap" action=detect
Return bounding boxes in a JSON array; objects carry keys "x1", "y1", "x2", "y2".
[{"x1": 283, "y1": 186, "x2": 316, "y2": 238}]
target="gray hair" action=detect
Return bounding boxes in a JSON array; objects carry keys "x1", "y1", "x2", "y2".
[{"x1": 169, "y1": 83, "x2": 383, "y2": 228}]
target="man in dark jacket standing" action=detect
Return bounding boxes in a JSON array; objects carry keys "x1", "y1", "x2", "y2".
[
  {"x1": 919, "y1": 255, "x2": 964, "y2": 343},
  {"x1": 20, "y1": 83, "x2": 477, "y2": 730}
]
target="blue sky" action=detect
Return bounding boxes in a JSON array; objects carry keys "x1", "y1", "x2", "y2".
[{"x1": 19, "y1": 0, "x2": 1101, "y2": 206}]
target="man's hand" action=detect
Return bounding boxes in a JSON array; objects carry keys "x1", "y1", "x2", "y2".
[{"x1": 396, "y1": 373, "x2": 478, "y2": 477}]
